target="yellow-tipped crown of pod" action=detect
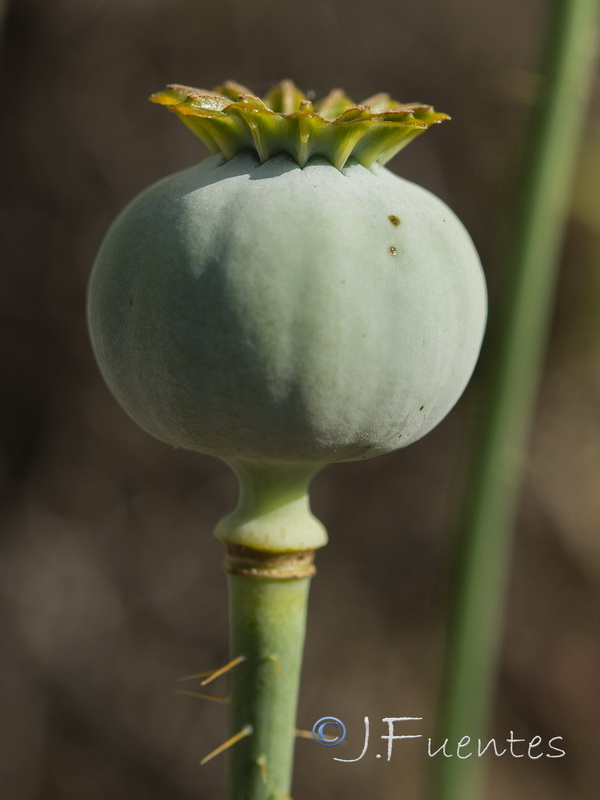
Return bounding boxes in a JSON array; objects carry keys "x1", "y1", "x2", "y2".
[{"x1": 150, "y1": 79, "x2": 450, "y2": 170}]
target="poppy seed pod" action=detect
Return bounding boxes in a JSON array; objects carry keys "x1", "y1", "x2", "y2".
[{"x1": 88, "y1": 81, "x2": 486, "y2": 471}]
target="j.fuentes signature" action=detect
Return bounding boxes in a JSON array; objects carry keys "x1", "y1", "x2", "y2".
[{"x1": 311, "y1": 716, "x2": 565, "y2": 762}]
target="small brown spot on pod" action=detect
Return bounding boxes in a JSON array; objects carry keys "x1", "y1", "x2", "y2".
[
  {"x1": 389, "y1": 246, "x2": 397, "y2": 256},
  {"x1": 388, "y1": 215, "x2": 401, "y2": 226}
]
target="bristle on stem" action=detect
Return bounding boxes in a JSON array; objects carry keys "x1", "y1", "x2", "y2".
[
  {"x1": 200, "y1": 724, "x2": 253, "y2": 765},
  {"x1": 268, "y1": 654, "x2": 284, "y2": 677},
  {"x1": 256, "y1": 754, "x2": 268, "y2": 784},
  {"x1": 175, "y1": 689, "x2": 230, "y2": 704},
  {"x1": 201, "y1": 655, "x2": 246, "y2": 686}
]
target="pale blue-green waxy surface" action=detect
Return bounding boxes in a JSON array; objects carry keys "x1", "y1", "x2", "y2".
[{"x1": 88, "y1": 151, "x2": 486, "y2": 467}]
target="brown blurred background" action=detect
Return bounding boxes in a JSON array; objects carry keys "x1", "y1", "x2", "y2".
[{"x1": 1, "y1": 1, "x2": 599, "y2": 798}]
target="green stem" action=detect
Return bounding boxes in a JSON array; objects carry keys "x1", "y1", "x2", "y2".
[
  {"x1": 214, "y1": 460, "x2": 326, "y2": 800},
  {"x1": 227, "y1": 556, "x2": 312, "y2": 800},
  {"x1": 431, "y1": 2, "x2": 599, "y2": 800}
]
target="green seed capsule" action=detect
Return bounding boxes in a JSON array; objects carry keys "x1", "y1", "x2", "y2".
[
  {"x1": 88, "y1": 112, "x2": 485, "y2": 449},
  {"x1": 87, "y1": 81, "x2": 486, "y2": 545}
]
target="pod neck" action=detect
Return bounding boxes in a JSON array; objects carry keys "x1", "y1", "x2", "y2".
[{"x1": 214, "y1": 458, "x2": 328, "y2": 554}]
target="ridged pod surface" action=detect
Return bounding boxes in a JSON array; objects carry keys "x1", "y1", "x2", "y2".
[{"x1": 88, "y1": 151, "x2": 485, "y2": 463}]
